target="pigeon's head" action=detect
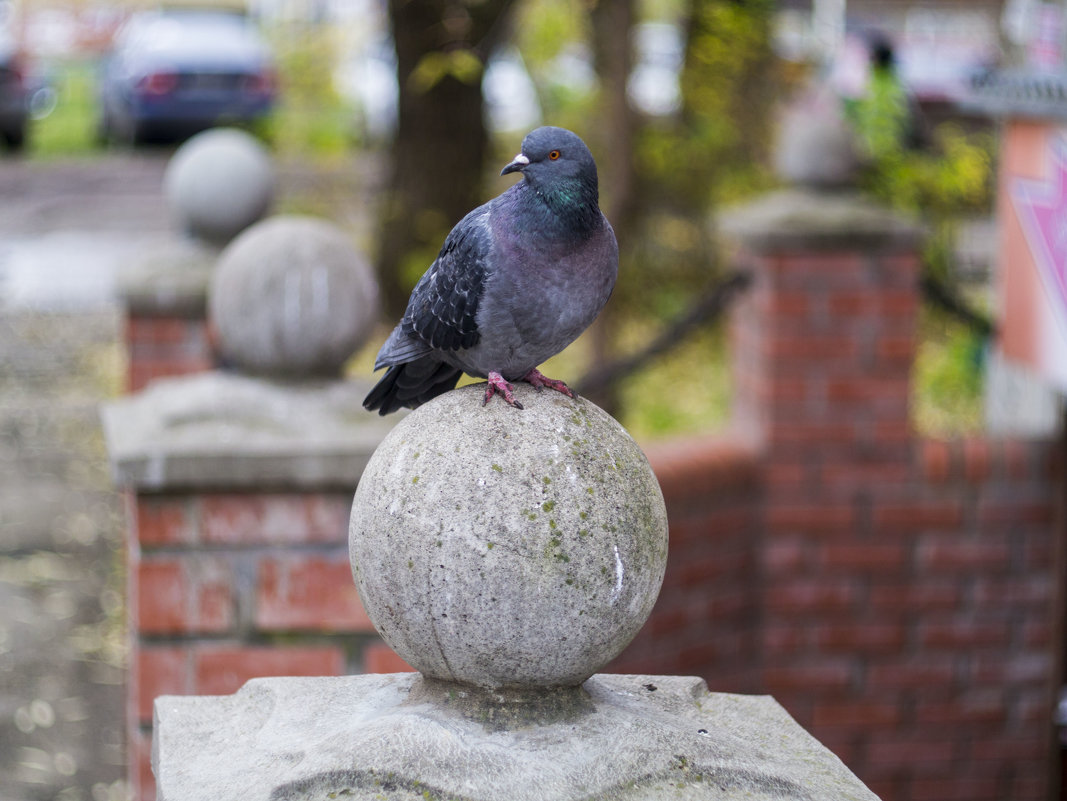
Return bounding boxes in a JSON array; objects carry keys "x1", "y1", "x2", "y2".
[{"x1": 501, "y1": 126, "x2": 599, "y2": 202}]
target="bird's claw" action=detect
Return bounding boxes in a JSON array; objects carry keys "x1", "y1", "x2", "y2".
[
  {"x1": 483, "y1": 369, "x2": 573, "y2": 409},
  {"x1": 521, "y1": 368, "x2": 575, "y2": 398},
  {"x1": 484, "y1": 372, "x2": 523, "y2": 409}
]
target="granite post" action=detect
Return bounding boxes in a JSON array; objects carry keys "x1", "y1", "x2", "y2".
[
  {"x1": 118, "y1": 128, "x2": 277, "y2": 392},
  {"x1": 150, "y1": 383, "x2": 882, "y2": 800},
  {"x1": 103, "y1": 216, "x2": 386, "y2": 801}
]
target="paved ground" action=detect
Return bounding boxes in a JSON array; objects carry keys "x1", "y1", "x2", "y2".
[
  {"x1": 0, "y1": 151, "x2": 376, "y2": 801},
  {"x1": 0, "y1": 309, "x2": 129, "y2": 801},
  {"x1": 0, "y1": 153, "x2": 172, "y2": 801}
]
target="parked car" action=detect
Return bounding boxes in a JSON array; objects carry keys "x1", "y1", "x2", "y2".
[
  {"x1": 98, "y1": 9, "x2": 276, "y2": 144},
  {"x1": 0, "y1": 32, "x2": 28, "y2": 150}
]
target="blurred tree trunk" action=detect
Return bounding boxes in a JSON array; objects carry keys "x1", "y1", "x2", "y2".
[
  {"x1": 586, "y1": 0, "x2": 638, "y2": 414},
  {"x1": 378, "y1": 0, "x2": 516, "y2": 318}
]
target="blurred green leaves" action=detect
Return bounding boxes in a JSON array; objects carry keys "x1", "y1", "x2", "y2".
[
  {"x1": 27, "y1": 62, "x2": 98, "y2": 159},
  {"x1": 913, "y1": 307, "x2": 986, "y2": 435},
  {"x1": 852, "y1": 87, "x2": 995, "y2": 437},
  {"x1": 259, "y1": 24, "x2": 352, "y2": 159},
  {"x1": 410, "y1": 49, "x2": 484, "y2": 93}
]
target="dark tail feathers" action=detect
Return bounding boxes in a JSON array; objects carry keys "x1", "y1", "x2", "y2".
[{"x1": 363, "y1": 357, "x2": 464, "y2": 416}]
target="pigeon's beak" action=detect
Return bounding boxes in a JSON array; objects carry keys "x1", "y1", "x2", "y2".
[{"x1": 501, "y1": 153, "x2": 529, "y2": 176}]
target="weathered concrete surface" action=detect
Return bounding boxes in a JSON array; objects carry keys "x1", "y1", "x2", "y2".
[
  {"x1": 210, "y1": 216, "x2": 379, "y2": 377},
  {"x1": 0, "y1": 312, "x2": 128, "y2": 801},
  {"x1": 153, "y1": 673, "x2": 882, "y2": 801},
  {"x1": 101, "y1": 370, "x2": 397, "y2": 490},
  {"x1": 350, "y1": 383, "x2": 669, "y2": 688}
]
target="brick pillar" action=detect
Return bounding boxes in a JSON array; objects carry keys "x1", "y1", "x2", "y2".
[
  {"x1": 118, "y1": 241, "x2": 218, "y2": 392},
  {"x1": 724, "y1": 190, "x2": 922, "y2": 454},
  {"x1": 720, "y1": 185, "x2": 1062, "y2": 801},
  {"x1": 103, "y1": 374, "x2": 403, "y2": 801},
  {"x1": 724, "y1": 189, "x2": 923, "y2": 757}
]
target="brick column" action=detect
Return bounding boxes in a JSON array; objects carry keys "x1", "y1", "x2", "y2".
[
  {"x1": 724, "y1": 189, "x2": 922, "y2": 453},
  {"x1": 724, "y1": 187, "x2": 923, "y2": 758},
  {"x1": 118, "y1": 241, "x2": 218, "y2": 392},
  {"x1": 103, "y1": 373, "x2": 402, "y2": 801},
  {"x1": 719, "y1": 186, "x2": 1062, "y2": 801}
]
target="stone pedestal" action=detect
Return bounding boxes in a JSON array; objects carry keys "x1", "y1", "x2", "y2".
[
  {"x1": 118, "y1": 237, "x2": 218, "y2": 393},
  {"x1": 154, "y1": 673, "x2": 879, "y2": 801},
  {"x1": 102, "y1": 372, "x2": 399, "y2": 800},
  {"x1": 149, "y1": 386, "x2": 881, "y2": 801},
  {"x1": 103, "y1": 216, "x2": 387, "y2": 800}
]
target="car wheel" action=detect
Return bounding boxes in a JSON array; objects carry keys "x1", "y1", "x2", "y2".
[{"x1": 2, "y1": 125, "x2": 26, "y2": 152}]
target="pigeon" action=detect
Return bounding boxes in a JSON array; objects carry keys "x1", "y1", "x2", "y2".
[{"x1": 363, "y1": 126, "x2": 618, "y2": 415}]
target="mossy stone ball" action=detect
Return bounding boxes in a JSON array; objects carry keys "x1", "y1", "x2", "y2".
[{"x1": 349, "y1": 384, "x2": 669, "y2": 689}]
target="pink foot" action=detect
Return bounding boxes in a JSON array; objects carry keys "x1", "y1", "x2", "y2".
[
  {"x1": 521, "y1": 368, "x2": 575, "y2": 398},
  {"x1": 483, "y1": 371, "x2": 523, "y2": 409}
]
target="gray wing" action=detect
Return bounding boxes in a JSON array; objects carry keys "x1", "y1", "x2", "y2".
[{"x1": 374, "y1": 207, "x2": 492, "y2": 370}]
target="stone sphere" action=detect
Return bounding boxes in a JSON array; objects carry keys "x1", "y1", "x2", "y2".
[
  {"x1": 210, "y1": 215, "x2": 379, "y2": 377},
  {"x1": 164, "y1": 128, "x2": 275, "y2": 243},
  {"x1": 349, "y1": 384, "x2": 669, "y2": 689},
  {"x1": 774, "y1": 91, "x2": 860, "y2": 188}
]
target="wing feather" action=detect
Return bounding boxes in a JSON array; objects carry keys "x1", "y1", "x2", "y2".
[{"x1": 400, "y1": 208, "x2": 490, "y2": 353}]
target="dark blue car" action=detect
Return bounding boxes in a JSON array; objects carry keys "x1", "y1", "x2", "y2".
[{"x1": 99, "y1": 10, "x2": 276, "y2": 145}]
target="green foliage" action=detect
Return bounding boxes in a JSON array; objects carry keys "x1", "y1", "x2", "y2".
[
  {"x1": 848, "y1": 67, "x2": 912, "y2": 162},
  {"x1": 855, "y1": 91, "x2": 995, "y2": 286},
  {"x1": 410, "y1": 49, "x2": 484, "y2": 93},
  {"x1": 643, "y1": 0, "x2": 778, "y2": 210},
  {"x1": 512, "y1": 0, "x2": 593, "y2": 128},
  {"x1": 611, "y1": 0, "x2": 779, "y2": 322},
  {"x1": 28, "y1": 62, "x2": 99, "y2": 159},
  {"x1": 514, "y1": 0, "x2": 587, "y2": 74},
  {"x1": 258, "y1": 24, "x2": 353, "y2": 159},
  {"x1": 853, "y1": 108, "x2": 995, "y2": 432},
  {"x1": 617, "y1": 324, "x2": 731, "y2": 438},
  {"x1": 913, "y1": 306, "x2": 986, "y2": 435},
  {"x1": 861, "y1": 124, "x2": 995, "y2": 220}
]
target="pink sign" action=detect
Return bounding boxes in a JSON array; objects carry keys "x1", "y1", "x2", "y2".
[
  {"x1": 1012, "y1": 136, "x2": 1067, "y2": 329},
  {"x1": 1001, "y1": 122, "x2": 1067, "y2": 393}
]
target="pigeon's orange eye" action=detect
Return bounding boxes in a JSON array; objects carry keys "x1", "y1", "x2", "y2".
[{"x1": 548, "y1": 150, "x2": 560, "y2": 160}]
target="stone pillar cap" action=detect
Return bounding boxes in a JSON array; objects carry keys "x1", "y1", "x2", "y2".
[
  {"x1": 153, "y1": 673, "x2": 881, "y2": 801},
  {"x1": 116, "y1": 237, "x2": 218, "y2": 317},
  {"x1": 718, "y1": 187, "x2": 924, "y2": 252},
  {"x1": 101, "y1": 371, "x2": 396, "y2": 491}
]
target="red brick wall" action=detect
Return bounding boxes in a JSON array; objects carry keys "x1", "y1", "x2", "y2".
[
  {"x1": 612, "y1": 434, "x2": 763, "y2": 692},
  {"x1": 125, "y1": 491, "x2": 413, "y2": 800},
  {"x1": 610, "y1": 239, "x2": 1064, "y2": 801},
  {"x1": 124, "y1": 313, "x2": 214, "y2": 393}
]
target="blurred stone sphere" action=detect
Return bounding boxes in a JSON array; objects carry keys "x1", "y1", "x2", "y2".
[
  {"x1": 774, "y1": 89, "x2": 861, "y2": 189},
  {"x1": 164, "y1": 128, "x2": 275, "y2": 243},
  {"x1": 210, "y1": 215, "x2": 379, "y2": 377}
]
